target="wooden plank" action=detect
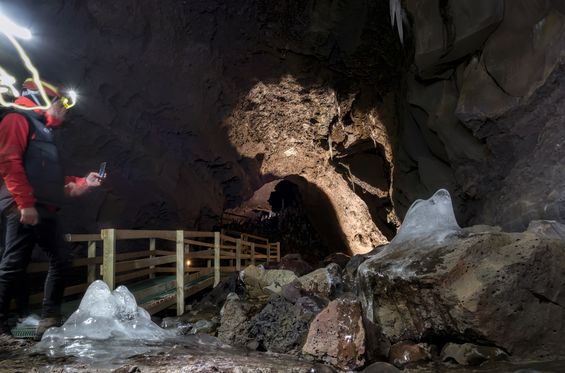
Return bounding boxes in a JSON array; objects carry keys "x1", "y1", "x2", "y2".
[
  {"x1": 116, "y1": 268, "x2": 154, "y2": 283},
  {"x1": 87, "y1": 241, "x2": 97, "y2": 283},
  {"x1": 28, "y1": 282, "x2": 91, "y2": 304},
  {"x1": 242, "y1": 233, "x2": 269, "y2": 243},
  {"x1": 214, "y1": 232, "x2": 220, "y2": 286},
  {"x1": 220, "y1": 235, "x2": 238, "y2": 243},
  {"x1": 186, "y1": 250, "x2": 213, "y2": 259},
  {"x1": 142, "y1": 296, "x2": 177, "y2": 315},
  {"x1": 253, "y1": 243, "x2": 270, "y2": 250},
  {"x1": 133, "y1": 278, "x2": 177, "y2": 304},
  {"x1": 236, "y1": 239, "x2": 241, "y2": 271},
  {"x1": 176, "y1": 230, "x2": 185, "y2": 316},
  {"x1": 27, "y1": 257, "x2": 102, "y2": 273},
  {"x1": 149, "y1": 238, "x2": 156, "y2": 279},
  {"x1": 114, "y1": 230, "x2": 176, "y2": 241},
  {"x1": 154, "y1": 267, "x2": 176, "y2": 273},
  {"x1": 219, "y1": 266, "x2": 237, "y2": 272},
  {"x1": 65, "y1": 233, "x2": 102, "y2": 242},
  {"x1": 275, "y1": 242, "x2": 281, "y2": 262},
  {"x1": 183, "y1": 231, "x2": 215, "y2": 238},
  {"x1": 141, "y1": 277, "x2": 215, "y2": 315},
  {"x1": 184, "y1": 239, "x2": 215, "y2": 249},
  {"x1": 153, "y1": 267, "x2": 215, "y2": 273},
  {"x1": 102, "y1": 229, "x2": 116, "y2": 290},
  {"x1": 251, "y1": 243, "x2": 255, "y2": 265},
  {"x1": 115, "y1": 255, "x2": 176, "y2": 273}
]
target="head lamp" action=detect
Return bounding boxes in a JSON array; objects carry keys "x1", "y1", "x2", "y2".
[{"x1": 60, "y1": 90, "x2": 77, "y2": 109}]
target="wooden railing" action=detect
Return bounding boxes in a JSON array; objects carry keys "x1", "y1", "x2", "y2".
[{"x1": 25, "y1": 229, "x2": 280, "y2": 316}]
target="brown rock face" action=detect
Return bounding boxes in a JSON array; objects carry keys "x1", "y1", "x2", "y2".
[
  {"x1": 358, "y1": 230, "x2": 565, "y2": 358},
  {"x1": 302, "y1": 297, "x2": 366, "y2": 370}
]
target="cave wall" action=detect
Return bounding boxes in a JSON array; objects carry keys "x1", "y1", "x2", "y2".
[
  {"x1": 396, "y1": 0, "x2": 565, "y2": 231},
  {"x1": 4, "y1": 1, "x2": 404, "y2": 254}
]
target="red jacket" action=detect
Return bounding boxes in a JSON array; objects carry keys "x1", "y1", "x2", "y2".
[{"x1": 0, "y1": 97, "x2": 86, "y2": 209}]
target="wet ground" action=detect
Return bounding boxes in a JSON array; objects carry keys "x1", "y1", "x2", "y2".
[
  {"x1": 2, "y1": 335, "x2": 565, "y2": 373},
  {"x1": 0, "y1": 335, "x2": 317, "y2": 373}
]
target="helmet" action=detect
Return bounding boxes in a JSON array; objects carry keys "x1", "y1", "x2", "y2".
[
  {"x1": 21, "y1": 78, "x2": 75, "y2": 109},
  {"x1": 22, "y1": 78, "x2": 61, "y2": 98}
]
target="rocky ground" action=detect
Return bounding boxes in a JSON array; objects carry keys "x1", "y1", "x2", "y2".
[{"x1": 2, "y1": 220, "x2": 565, "y2": 372}]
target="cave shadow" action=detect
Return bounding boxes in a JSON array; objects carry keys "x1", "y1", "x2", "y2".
[{"x1": 5, "y1": 1, "x2": 407, "y2": 251}]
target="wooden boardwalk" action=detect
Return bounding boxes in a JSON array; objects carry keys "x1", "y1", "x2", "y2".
[{"x1": 25, "y1": 229, "x2": 280, "y2": 316}]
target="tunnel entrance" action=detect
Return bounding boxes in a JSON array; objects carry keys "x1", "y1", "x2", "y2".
[
  {"x1": 222, "y1": 177, "x2": 349, "y2": 266},
  {"x1": 268, "y1": 180, "x2": 299, "y2": 213}
]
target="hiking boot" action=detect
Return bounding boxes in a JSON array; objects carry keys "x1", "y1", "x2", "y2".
[{"x1": 34, "y1": 317, "x2": 61, "y2": 341}]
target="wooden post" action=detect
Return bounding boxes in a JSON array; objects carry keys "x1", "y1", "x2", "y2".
[
  {"x1": 235, "y1": 239, "x2": 242, "y2": 271},
  {"x1": 267, "y1": 244, "x2": 271, "y2": 262},
  {"x1": 214, "y1": 231, "x2": 220, "y2": 286},
  {"x1": 251, "y1": 243, "x2": 255, "y2": 266},
  {"x1": 149, "y1": 238, "x2": 156, "y2": 279},
  {"x1": 87, "y1": 241, "x2": 96, "y2": 283},
  {"x1": 102, "y1": 229, "x2": 116, "y2": 290},
  {"x1": 176, "y1": 230, "x2": 185, "y2": 316},
  {"x1": 276, "y1": 242, "x2": 281, "y2": 262}
]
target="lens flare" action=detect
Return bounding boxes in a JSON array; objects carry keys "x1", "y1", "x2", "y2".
[{"x1": 0, "y1": 12, "x2": 53, "y2": 111}]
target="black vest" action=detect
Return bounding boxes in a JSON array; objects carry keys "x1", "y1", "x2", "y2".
[{"x1": 0, "y1": 110, "x2": 65, "y2": 210}]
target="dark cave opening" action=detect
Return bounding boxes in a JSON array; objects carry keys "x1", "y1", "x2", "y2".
[
  {"x1": 267, "y1": 180, "x2": 299, "y2": 213},
  {"x1": 222, "y1": 176, "x2": 350, "y2": 266}
]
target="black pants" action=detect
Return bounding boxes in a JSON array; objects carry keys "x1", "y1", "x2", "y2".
[{"x1": 0, "y1": 204, "x2": 69, "y2": 320}]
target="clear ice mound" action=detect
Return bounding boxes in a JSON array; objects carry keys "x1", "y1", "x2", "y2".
[
  {"x1": 359, "y1": 189, "x2": 462, "y2": 281},
  {"x1": 391, "y1": 188, "x2": 461, "y2": 246},
  {"x1": 34, "y1": 280, "x2": 175, "y2": 359}
]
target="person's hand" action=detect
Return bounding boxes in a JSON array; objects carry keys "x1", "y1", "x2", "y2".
[
  {"x1": 20, "y1": 207, "x2": 39, "y2": 225},
  {"x1": 85, "y1": 172, "x2": 104, "y2": 187}
]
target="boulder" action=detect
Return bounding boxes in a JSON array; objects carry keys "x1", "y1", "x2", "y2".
[
  {"x1": 361, "y1": 362, "x2": 400, "y2": 373},
  {"x1": 322, "y1": 252, "x2": 351, "y2": 269},
  {"x1": 440, "y1": 342, "x2": 508, "y2": 366},
  {"x1": 200, "y1": 272, "x2": 244, "y2": 306},
  {"x1": 241, "y1": 265, "x2": 298, "y2": 300},
  {"x1": 302, "y1": 297, "x2": 365, "y2": 370},
  {"x1": 279, "y1": 254, "x2": 314, "y2": 276},
  {"x1": 358, "y1": 229, "x2": 565, "y2": 358},
  {"x1": 388, "y1": 341, "x2": 432, "y2": 367},
  {"x1": 298, "y1": 263, "x2": 343, "y2": 299},
  {"x1": 217, "y1": 295, "x2": 262, "y2": 347},
  {"x1": 343, "y1": 254, "x2": 369, "y2": 291},
  {"x1": 189, "y1": 319, "x2": 217, "y2": 335},
  {"x1": 527, "y1": 220, "x2": 565, "y2": 240},
  {"x1": 249, "y1": 295, "x2": 318, "y2": 354}
]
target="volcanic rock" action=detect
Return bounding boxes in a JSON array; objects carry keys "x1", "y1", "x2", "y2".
[
  {"x1": 388, "y1": 341, "x2": 432, "y2": 367},
  {"x1": 358, "y1": 229, "x2": 565, "y2": 358},
  {"x1": 249, "y1": 295, "x2": 317, "y2": 354},
  {"x1": 279, "y1": 254, "x2": 314, "y2": 276},
  {"x1": 440, "y1": 342, "x2": 508, "y2": 366},
  {"x1": 241, "y1": 265, "x2": 297, "y2": 300},
  {"x1": 297, "y1": 263, "x2": 343, "y2": 300},
  {"x1": 302, "y1": 296, "x2": 365, "y2": 370}
]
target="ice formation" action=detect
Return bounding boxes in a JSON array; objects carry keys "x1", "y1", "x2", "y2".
[
  {"x1": 389, "y1": 188, "x2": 461, "y2": 248},
  {"x1": 34, "y1": 280, "x2": 175, "y2": 360},
  {"x1": 359, "y1": 189, "x2": 462, "y2": 281}
]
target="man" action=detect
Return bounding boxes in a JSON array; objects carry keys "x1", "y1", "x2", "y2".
[{"x1": 0, "y1": 78, "x2": 103, "y2": 338}]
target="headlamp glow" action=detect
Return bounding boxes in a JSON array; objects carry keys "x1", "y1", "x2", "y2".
[
  {"x1": 60, "y1": 90, "x2": 77, "y2": 109},
  {"x1": 0, "y1": 11, "x2": 78, "y2": 111}
]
